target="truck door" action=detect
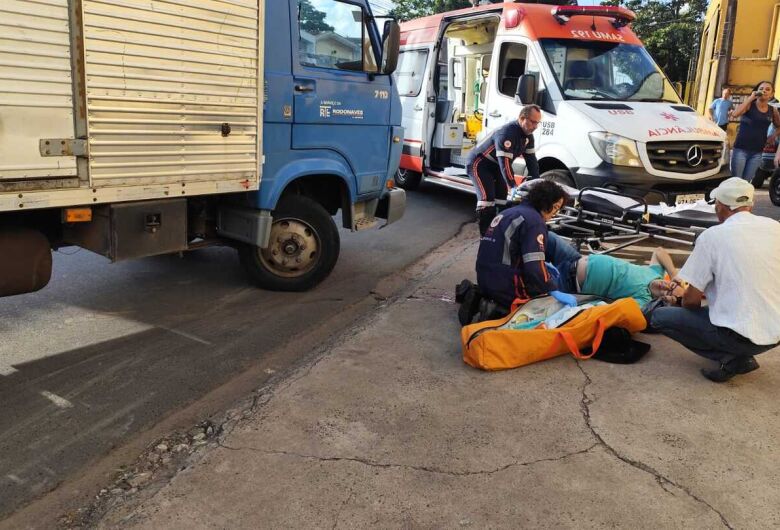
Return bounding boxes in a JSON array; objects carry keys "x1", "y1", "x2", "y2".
[
  {"x1": 396, "y1": 46, "x2": 433, "y2": 169},
  {"x1": 290, "y1": 0, "x2": 390, "y2": 195},
  {"x1": 0, "y1": 0, "x2": 78, "y2": 182}
]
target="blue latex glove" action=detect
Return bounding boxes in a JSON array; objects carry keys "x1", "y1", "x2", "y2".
[
  {"x1": 546, "y1": 262, "x2": 561, "y2": 282},
  {"x1": 550, "y1": 290, "x2": 577, "y2": 307}
]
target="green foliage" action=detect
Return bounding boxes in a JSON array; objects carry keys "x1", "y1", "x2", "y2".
[
  {"x1": 299, "y1": 0, "x2": 334, "y2": 34},
  {"x1": 389, "y1": 0, "x2": 473, "y2": 22},
  {"x1": 601, "y1": 0, "x2": 708, "y2": 83}
]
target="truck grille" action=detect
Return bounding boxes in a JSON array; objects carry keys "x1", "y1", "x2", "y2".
[{"x1": 646, "y1": 141, "x2": 722, "y2": 174}]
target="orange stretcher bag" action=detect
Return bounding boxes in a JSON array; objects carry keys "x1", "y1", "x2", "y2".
[{"x1": 461, "y1": 297, "x2": 647, "y2": 371}]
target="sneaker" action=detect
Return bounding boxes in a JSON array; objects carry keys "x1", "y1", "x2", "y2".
[{"x1": 700, "y1": 357, "x2": 760, "y2": 383}]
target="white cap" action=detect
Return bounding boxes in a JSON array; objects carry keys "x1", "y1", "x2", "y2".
[{"x1": 710, "y1": 177, "x2": 754, "y2": 208}]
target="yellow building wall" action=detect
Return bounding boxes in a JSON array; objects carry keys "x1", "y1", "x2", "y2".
[{"x1": 690, "y1": 0, "x2": 780, "y2": 140}]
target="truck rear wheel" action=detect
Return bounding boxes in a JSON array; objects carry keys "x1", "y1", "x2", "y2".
[
  {"x1": 541, "y1": 169, "x2": 575, "y2": 188},
  {"x1": 239, "y1": 195, "x2": 340, "y2": 291},
  {"x1": 394, "y1": 168, "x2": 422, "y2": 190}
]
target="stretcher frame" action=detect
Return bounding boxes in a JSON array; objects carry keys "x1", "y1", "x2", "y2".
[{"x1": 547, "y1": 187, "x2": 714, "y2": 255}]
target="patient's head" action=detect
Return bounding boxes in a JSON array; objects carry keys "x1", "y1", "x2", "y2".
[{"x1": 648, "y1": 279, "x2": 685, "y2": 304}]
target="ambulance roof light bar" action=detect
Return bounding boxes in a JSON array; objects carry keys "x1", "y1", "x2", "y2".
[{"x1": 551, "y1": 5, "x2": 637, "y2": 29}]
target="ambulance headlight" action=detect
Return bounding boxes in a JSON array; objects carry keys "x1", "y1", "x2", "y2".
[{"x1": 588, "y1": 132, "x2": 642, "y2": 167}]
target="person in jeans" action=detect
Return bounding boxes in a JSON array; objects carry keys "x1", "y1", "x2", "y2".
[
  {"x1": 730, "y1": 81, "x2": 780, "y2": 182},
  {"x1": 650, "y1": 178, "x2": 780, "y2": 382},
  {"x1": 708, "y1": 87, "x2": 733, "y2": 131}
]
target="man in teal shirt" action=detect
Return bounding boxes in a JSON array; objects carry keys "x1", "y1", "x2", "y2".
[{"x1": 556, "y1": 247, "x2": 683, "y2": 307}]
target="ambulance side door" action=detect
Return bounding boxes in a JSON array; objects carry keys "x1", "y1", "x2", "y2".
[{"x1": 396, "y1": 46, "x2": 433, "y2": 167}]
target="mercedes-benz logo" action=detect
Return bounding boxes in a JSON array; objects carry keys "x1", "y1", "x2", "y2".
[{"x1": 686, "y1": 144, "x2": 703, "y2": 167}]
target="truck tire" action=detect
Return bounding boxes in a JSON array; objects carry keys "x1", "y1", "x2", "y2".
[
  {"x1": 541, "y1": 169, "x2": 576, "y2": 188},
  {"x1": 239, "y1": 195, "x2": 340, "y2": 291},
  {"x1": 394, "y1": 168, "x2": 422, "y2": 190},
  {"x1": 770, "y1": 170, "x2": 780, "y2": 206}
]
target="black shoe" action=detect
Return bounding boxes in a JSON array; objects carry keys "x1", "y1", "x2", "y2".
[
  {"x1": 457, "y1": 284, "x2": 482, "y2": 326},
  {"x1": 455, "y1": 279, "x2": 473, "y2": 304},
  {"x1": 701, "y1": 357, "x2": 760, "y2": 383}
]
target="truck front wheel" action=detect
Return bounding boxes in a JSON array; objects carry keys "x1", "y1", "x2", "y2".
[{"x1": 239, "y1": 195, "x2": 340, "y2": 291}]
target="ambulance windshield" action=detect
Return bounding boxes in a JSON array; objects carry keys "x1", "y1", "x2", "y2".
[{"x1": 540, "y1": 39, "x2": 680, "y2": 103}]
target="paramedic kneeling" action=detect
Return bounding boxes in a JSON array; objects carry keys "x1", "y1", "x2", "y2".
[
  {"x1": 476, "y1": 180, "x2": 572, "y2": 309},
  {"x1": 467, "y1": 104, "x2": 542, "y2": 236},
  {"x1": 650, "y1": 177, "x2": 780, "y2": 382}
]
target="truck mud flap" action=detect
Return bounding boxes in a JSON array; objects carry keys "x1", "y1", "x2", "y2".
[
  {"x1": 375, "y1": 188, "x2": 406, "y2": 226},
  {"x1": 0, "y1": 228, "x2": 52, "y2": 297}
]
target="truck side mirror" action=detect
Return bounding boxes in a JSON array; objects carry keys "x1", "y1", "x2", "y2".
[
  {"x1": 381, "y1": 20, "x2": 400, "y2": 75},
  {"x1": 516, "y1": 74, "x2": 538, "y2": 105}
]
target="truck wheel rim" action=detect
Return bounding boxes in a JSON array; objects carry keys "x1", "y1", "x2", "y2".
[
  {"x1": 396, "y1": 169, "x2": 409, "y2": 183},
  {"x1": 259, "y1": 218, "x2": 319, "y2": 278}
]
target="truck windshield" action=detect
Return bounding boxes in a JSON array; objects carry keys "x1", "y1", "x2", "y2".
[{"x1": 540, "y1": 39, "x2": 680, "y2": 103}]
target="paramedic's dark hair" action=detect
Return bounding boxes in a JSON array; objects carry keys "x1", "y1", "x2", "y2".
[
  {"x1": 519, "y1": 104, "x2": 541, "y2": 119},
  {"x1": 527, "y1": 180, "x2": 566, "y2": 213}
]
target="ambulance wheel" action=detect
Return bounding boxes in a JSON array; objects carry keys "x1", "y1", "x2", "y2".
[
  {"x1": 394, "y1": 168, "x2": 422, "y2": 190},
  {"x1": 239, "y1": 195, "x2": 340, "y2": 291},
  {"x1": 770, "y1": 170, "x2": 780, "y2": 206},
  {"x1": 541, "y1": 169, "x2": 576, "y2": 188}
]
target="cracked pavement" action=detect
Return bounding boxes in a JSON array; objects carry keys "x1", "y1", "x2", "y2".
[{"x1": 93, "y1": 226, "x2": 780, "y2": 528}]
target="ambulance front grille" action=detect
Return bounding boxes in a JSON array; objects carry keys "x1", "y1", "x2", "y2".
[{"x1": 646, "y1": 141, "x2": 722, "y2": 174}]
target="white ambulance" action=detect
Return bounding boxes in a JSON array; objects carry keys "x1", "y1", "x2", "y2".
[{"x1": 394, "y1": 2, "x2": 729, "y2": 204}]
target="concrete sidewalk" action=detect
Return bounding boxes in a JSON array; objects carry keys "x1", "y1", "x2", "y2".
[{"x1": 94, "y1": 226, "x2": 780, "y2": 529}]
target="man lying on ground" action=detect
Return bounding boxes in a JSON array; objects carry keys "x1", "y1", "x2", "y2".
[{"x1": 559, "y1": 247, "x2": 685, "y2": 308}]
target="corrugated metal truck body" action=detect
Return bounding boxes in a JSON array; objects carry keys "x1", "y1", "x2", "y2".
[{"x1": 0, "y1": 0, "x2": 262, "y2": 206}]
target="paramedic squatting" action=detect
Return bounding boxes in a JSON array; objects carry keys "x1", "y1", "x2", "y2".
[
  {"x1": 650, "y1": 177, "x2": 780, "y2": 383},
  {"x1": 476, "y1": 180, "x2": 577, "y2": 310},
  {"x1": 467, "y1": 104, "x2": 542, "y2": 236}
]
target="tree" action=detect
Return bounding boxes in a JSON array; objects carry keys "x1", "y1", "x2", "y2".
[
  {"x1": 389, "y1": 0, "x2": 472, "y2": 22},
  {"x1": 601, "y1": 0, "x2": 708, "y2": 83},
  {"x1": 299, "y1": 0, "x2": 334, "y2": 34}
]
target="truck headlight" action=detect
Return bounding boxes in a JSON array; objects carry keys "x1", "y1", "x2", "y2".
[{"x1": 588, "y1": 132, "x2": 641, "y2": 167}]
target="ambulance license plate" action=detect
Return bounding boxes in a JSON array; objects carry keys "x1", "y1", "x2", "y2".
[{"x1": 675, "y1": 193, "x2": 704, "y2": 206}]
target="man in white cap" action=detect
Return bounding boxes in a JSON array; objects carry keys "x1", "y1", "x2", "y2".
[{"x1": 650, "y1": 177, "x2": 780, "y2": 382}]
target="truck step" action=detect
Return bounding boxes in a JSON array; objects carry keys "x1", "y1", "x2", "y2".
[{"x1": 354, "y1": 216, "x2": 378, "y2": 231}]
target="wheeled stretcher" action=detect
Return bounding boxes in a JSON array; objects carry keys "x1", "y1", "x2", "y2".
[{"x1": 547, "y1": 187, "x2": 719, "y2": 254}]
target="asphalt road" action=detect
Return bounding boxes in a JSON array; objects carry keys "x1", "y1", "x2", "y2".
[
  {"x1": 0, "y1": 184, "x2": 476, "y2": 520},
  {"x1": 1, "y1": 183, "x2": 777, "y2": 522}
]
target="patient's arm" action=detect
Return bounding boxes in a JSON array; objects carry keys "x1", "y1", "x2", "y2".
[
  {"x1": 650, "y1": 247, "x2": 677, "y2": 278},
  {"x1": 681, "y1": 284, "x2": 704, "y2": 309}
]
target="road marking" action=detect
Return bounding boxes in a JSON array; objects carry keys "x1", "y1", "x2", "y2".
[
  {"x1": 5, "y1": 474, "x2": 24, "y2": 485},
  {"x1": 158, "y1": 326, "x2": 212, "y2": 345},
  {"x1": 40, "y1": 391, "x2": 74, "y2": 409}
]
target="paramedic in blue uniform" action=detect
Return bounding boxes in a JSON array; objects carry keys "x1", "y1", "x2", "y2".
[
  {"x1": 476, "y1": 180, "x2": 576, "y2": 310},
  {"x1": 468, "y1": 104, "x2": 542, "y2": 236}
]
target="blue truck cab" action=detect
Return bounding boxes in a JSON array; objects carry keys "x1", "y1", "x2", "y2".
[{"x1": 226, "y1": 0, "x2": 405, "y2": 291}]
